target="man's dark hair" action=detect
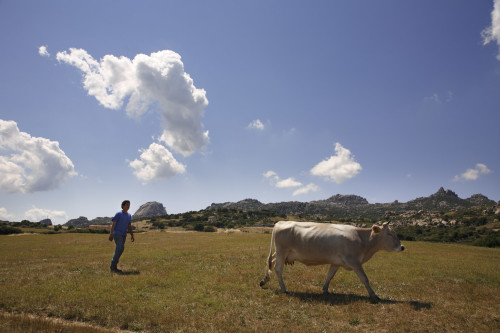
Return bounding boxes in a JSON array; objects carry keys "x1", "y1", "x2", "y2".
[{"x1": 121, "y1": 200, "x2": 130, "y2": 208}]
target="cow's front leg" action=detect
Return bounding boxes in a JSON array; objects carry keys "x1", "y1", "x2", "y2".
[
  {"x1": 322, "y1": 265, "x2": 339, "y2": 294},
  {"x1": 352, "y1": 265, "x2": 380, "y2": 302}
]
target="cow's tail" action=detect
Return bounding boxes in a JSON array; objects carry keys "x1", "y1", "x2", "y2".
[{"x1": 259, "y1": 226, "x2": 276, "y2": 287}]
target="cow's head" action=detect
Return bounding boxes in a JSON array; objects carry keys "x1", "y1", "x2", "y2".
[{"x1": 372, "y1": 222, "x2": 405, "y2": 252}]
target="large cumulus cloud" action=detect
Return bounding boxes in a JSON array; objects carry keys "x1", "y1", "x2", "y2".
[
  {"x1": 56, "y1": 48, "x2": 209, "y2": 181},
  {"x1": 0, "y1": 119, "x2": 77, "y2": 193}
]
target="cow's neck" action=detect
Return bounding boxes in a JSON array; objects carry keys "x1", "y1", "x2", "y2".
[{"x1": 357, "y1": 228, "x2": 384, "y2": 263}]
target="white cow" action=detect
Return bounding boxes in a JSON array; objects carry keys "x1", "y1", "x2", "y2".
[{"x1": 259, "y1": 221, "x2": 405, "y2": 301}]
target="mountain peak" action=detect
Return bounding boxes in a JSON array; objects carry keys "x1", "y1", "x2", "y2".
[{"x1": 433, "y1": 187, "x2": 458, "y2": 198}]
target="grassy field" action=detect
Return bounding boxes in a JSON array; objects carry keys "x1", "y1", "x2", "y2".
[{"x1": 0, "y1": 230, "x2": 499, "y2": 332}]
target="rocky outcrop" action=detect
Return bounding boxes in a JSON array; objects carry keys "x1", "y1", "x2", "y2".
[
  {"x1": 466, "y1": 194, "x2": 496, "y2": 206},
  {"x1": 39, "y1": 218, "x2": 52, "y2": 226},
  {"x1": 207, "y1": 199, "x2": 265, "y2": 211},
  {"x1": 64, "y1": 216, "x2": 90, "y2": 228},
  {"x1": 90, "y1": 217, "x2": 112, "y2": 225},
  {"x1": 133, "y1": 202, "x2": 167, "y2": 219}
]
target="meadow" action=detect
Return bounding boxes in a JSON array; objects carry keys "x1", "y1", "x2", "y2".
[{"x1": 0, "y1": 230, "x2": 499, "y2": 332}]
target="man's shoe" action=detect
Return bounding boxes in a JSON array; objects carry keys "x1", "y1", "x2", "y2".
[{"x1": 110, "y1": 267, "x2": 123, "y2": 274}]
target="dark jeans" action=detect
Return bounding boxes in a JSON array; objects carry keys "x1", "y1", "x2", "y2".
[{"x1": 110, "y1": 234, "x2": 126, "y2": 269}]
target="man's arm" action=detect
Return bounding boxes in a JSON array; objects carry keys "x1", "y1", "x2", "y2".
[
  {"x1": 128, "y1": 224, "x2": 135, "y2": 242},
  {"x1": 109, "y1": 222, "x2": 116, "y2": 241}
]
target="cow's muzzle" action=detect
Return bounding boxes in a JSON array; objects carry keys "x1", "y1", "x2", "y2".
[{"x1": 400, "y1": 244, "x2": 405, "y2": 251}]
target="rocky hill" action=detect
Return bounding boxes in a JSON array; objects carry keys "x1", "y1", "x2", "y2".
[
  {"x1": 64, "y1": 216, "x2": 90, "y2": 228},
  {"x1": 207, "y1": 187, "x2": 496, "y2": 220},
  {"x1": 64, "y1": 216, "x2": 112, "y2": 228},
  {"x1": 133, "y1": 201, "x2": 167, "y2": 219},
  {"x1": 39, "y1": 218, "x2": 52, "y2": 226}
]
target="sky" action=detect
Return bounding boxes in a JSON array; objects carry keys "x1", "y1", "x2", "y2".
[{"x1": 1, "y1": 0, "x2": 500, "y2": 224}]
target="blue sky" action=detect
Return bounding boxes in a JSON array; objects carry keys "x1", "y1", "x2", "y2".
[{"x1": 1, "y1": 0, "x2": 500, "y2": 224}]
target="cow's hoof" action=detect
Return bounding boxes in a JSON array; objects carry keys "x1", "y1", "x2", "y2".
[{"x1": 259, "y1": 280, "x2": 265, "y2": 287}]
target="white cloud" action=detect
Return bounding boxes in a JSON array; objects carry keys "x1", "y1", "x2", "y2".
[
  {"x1": 423, "y1": 90, "x2": 453, "y2": 105},
  {"x1": 482, "y1": 0, "x2": 500, "y2": 60},
  {"x1": 0, "y1": 119, "x2": 77, "y2": 194},
  {"x1": 263, "y1": 170, "x2": 318, "y2": 196},
  {"x1": 129, "y1": 142, "x2": 186, "y2": 183},
  {"x1": 0, "y1": 208, "x2": 15, "y2": 221},
  {"x1": 56, "y1": 48, "x2": 209, "y2": 157},
  {"x1": 248, "y1": 119, "x2": 265, "y2": 130},
  {"x1": 24, "y1": 206, "x2": 68, "y2": 225},
  {"x1": 38, "y1": 45, "x2": 50, "y2": 57},
  {"x1": 276, "y1": 177, "x2": 302, "y2": 188},
  {"x1": 265, "y1": 170, "x2": 301, "y2": 188},
  {"x1": 310, "y1": 143, "x2": 362, "y2": 183},
  {"x1": 453, "y1": 163, "x2": 492, "y2": 182},
  {"x1": 293, "y1": 183, "x2": 319, "y2": 196},
  {"x1": 263, "y1": 170, "x2": 277, "y2": 179}
]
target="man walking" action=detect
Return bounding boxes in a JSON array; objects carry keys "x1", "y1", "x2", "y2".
[{"x1": 109, "y1": 200, "x2": 134, "y2": 273}]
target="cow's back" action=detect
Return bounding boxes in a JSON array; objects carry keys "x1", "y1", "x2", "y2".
[{"x1": 273, "y1": 221, "x2": 362, "y2": 266}]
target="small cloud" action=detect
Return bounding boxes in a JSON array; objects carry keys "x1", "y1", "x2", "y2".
[
  {"x1": 263, "y1": 170, "x2": 277, "y2": 179},
  {"x1": 38, "y1": 45, "x2": 50, "y2": 57},
  {"x1": 310, "y1": 143, "x2": 362, "y2": 184},
  {"x1": 248, "y1": 119, "x2": 265, "y2": 130},
  {"x1": 24, "y1": 206, "x2": 68, "y2": 225},
  {"x1": 423, "y1": 90, "x2": 453, "y2": 105},
  {"x1": 129, "y1": 142, "x2": 186, "y2": 183},
  {"x1": 276, "y1": 177, "x2": 302, "y2": 189},
  {"x1": 264, "y1": 170, "x2": 305, "y2": 189},
  {"x1": 445, "y1": 90, "x2": 453, "y2": 103},
  {"x1": 293, "y1": 183, "x2": 319, "y2": 196},
  {"x1": 453, "y1": 163, "x2": 492, "y2": 182},
  {"x1": 424, "y1": 93, "x2": 441, "y2": 104},
  {"x1": 0, "y1": 208, "x2": 15, "y2": 221},
  {"x1": 482, "y1": 0, "x2": 500, "y2": 60}
]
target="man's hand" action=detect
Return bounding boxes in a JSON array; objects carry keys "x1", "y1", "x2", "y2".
[
  {"x1": 108, "y1": 234, "x2": 113, "y2": 242},
  {"x1": 131, "y1": 234, "x2": 135, "y2": 242}
]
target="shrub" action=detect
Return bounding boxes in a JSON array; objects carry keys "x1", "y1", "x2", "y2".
[
  {"x1": 473, "y1": 233, "x2": 500, "y2": 248},
  {"x1": 0, "y1": 225, "x2": 23, "y2": 235},
  {"x1": 194, "y1": 223, "x2": 205, "y2": 232},
  {"x1": 204, "y1": 226, "x2": 217, "y2": 232}
]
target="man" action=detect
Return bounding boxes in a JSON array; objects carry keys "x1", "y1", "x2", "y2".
[{"x1": 109, "y1": 200, "x2": 134, "y2": 273}]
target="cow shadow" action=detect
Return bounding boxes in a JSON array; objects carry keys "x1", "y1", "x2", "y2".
[{"x1": 287, "y1": 291, "x2": 432, "y2": 311}]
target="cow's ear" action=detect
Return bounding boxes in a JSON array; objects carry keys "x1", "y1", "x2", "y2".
[{"x1": 372, "y1": 225, "x2": 381, "y2": 234}]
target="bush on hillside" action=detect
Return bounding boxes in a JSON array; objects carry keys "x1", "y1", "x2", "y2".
[{"x1": 0, "y1": 225, "x2": 23, "y2": 235}]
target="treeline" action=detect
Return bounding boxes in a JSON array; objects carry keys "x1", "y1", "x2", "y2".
[{"x1": 395, "y1": 225, "x2": 500, "y2": 247}]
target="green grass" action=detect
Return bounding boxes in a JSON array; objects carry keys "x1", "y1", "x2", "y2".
[{"x1": 1, "y1": 231, "x2": 499, "y2": 332}]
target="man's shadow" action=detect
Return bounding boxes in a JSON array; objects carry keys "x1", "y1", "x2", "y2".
[
  {"x1": 116, "y1": 270, "x2": 141, "y2": 276},
  {"x1": 287, "y1": 291, "x2": 432, "y2": 311}
]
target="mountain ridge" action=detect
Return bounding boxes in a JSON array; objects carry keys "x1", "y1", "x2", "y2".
[{"x1": 207, "y1": 187, "x2": 497, "y2": 219}]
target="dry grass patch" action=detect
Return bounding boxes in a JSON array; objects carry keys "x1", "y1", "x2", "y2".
[{"x1": 0, "y1": 232, "x2": 499, "y2": 332}]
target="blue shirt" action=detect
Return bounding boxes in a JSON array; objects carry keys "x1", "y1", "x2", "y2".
[{"x1": 112, "y1": 211, "x2": 131, "y2": 236}]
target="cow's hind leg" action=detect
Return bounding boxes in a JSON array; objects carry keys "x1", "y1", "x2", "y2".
[
  {"x1": 274, "y1": 251, "x2": 287, "y2": 293},
  {"x1": 322, "y1": 265, "x2": 339, "y2": 294},
  {"x1": 259, "y1": 253, "x2": 275, "y2": 287}
]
